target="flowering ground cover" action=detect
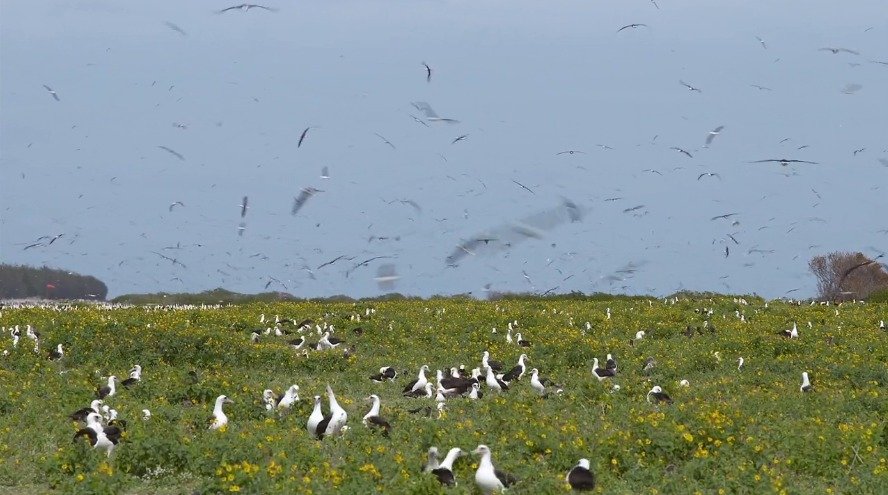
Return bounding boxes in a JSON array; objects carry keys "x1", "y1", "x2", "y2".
[{"x1": 0, "y1": 297, "x2": 885, "y2": 494}]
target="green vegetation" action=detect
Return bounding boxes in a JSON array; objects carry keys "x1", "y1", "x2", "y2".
[{"x1": 0, "y1": 297, "x2": 885, "y2": 494}]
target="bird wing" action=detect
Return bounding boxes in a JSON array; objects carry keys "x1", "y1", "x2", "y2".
[{"x1": 411, "y1": 101, "x2": 439, "y2": 119}]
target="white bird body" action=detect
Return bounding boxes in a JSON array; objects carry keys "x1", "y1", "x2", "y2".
[
  {"x1": 363, "y1": 395, "x2": 381, "y2": 424},
  {"x1": 473, "y1": 445, "x2": 513, "y2": 494},
  {"x1": 800, "y1": 372, "x2": 812, "y2": 392},
  {"x1": 209, "y1": 395, "x2": 233, "y2": 430},
  {"x1": 324, "y1": 385, "x2": 347, "y2": 436},
  {"x1": 424, "y1": 447, "x2": 440, "y2": 473},
  {"x1": 530, "y1": 368, "x2": 546, "y2": 395},
  {"x1": 278, "y1": 385, "x2": 299, "y2": 409},
  {"x1": 485, "y1": 366, "x2": 505, "y2": 392},
  {"x1": 405, "y1": 365, "x2": 430, "y2": 394},
  {"x1": 307, "y1": 395, "x2": 323, "y2": 435}
]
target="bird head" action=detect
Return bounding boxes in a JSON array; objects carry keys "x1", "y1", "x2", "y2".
[
  {"x1": 219, "y1": 395, "x2": 233, "y2": 405},
  {"x1": 472, "y1": 445, "x2": 490, "y2": 456},
  {"x1": 577, "y1": 458, "x2": 591, "y2": 469}
]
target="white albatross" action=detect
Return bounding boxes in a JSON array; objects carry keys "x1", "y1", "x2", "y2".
[{"x1": 473, "y1": 445, "x2": 517, "y2": 494}]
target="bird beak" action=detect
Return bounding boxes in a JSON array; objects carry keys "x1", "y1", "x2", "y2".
[{"x1": 224, "y1": 398, "x2": 234, "y2": 404}]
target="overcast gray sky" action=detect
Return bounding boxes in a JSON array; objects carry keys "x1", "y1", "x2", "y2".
[{"x1": 1, "y1": 1, "x2": 886, "y2": 299}]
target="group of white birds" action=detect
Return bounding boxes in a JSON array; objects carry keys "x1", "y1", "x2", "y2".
[
  {"x1": 6, "y1": 303, "x2": 870, "y2": 492},
  {"x1": 67, "y1": 364, "x2": 147, "y2": 456}
]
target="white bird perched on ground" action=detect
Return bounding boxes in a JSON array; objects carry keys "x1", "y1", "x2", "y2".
[
  {"x1": 592, "y1": 358, "x2": 615, "y2": 381},
  {"x1": 646, "y1": 385, "x2": 674, "y2": 404},
  {"x1": 485, "y1": 366, "x2": 509, "y2": 392},
  {"x1": 515, "y1": 333, "x2": 532, "y2": 347},
  {"x1": 362, "y1": 394, "x2": 391, "y2": 437},
  {"x1": 780, "y1": 323, "x2": 799, "y2": 338},
  {"x1": 70, "y1": 400, "x2": 103, "y2": 422},
  {"x1": 469, "y1": 382, "x2": 483, "y2": 399},
  {"x1": 800, "y1": 372, "x2": 813, "y2": 392},
  {"x1": 481, "y1": 351, "x2": 504, "y2": 372},
  {"x1": 322, "y1": 384, "x2": 348, "y2": 437},
  {"x1": 47, "y1": 343, "x2": 64, "y2": 361},
  {"x1": 529, "y1": 368, "x2": 562, "y2": 397},
  {"x1": 737, "y1": 357, "x2": 745, "y2": 371},
  {"x1": 424, "y1": 447, "x2": 440, "y2": 473},
  {"x1": 431, "y1": 447, "x2": 465, "y2": 486},
  {"x1": 142, "y1": 409, "x2": 151, "y2": 421},
  {"x1": 307, "y1": 395, "x2": 324, "y2": 438},
  {"x1": 122, "y1": 365, "x2": 142, "y2": 387},
  {"x1": 277, "y1": 385, "x2": 300, "y2": 410},
  {"x1": 73, "y1": 413, "x2": 120, "y2": 457},
  {"x1": 370, "y1": 366, "x2": 397, "y2": 382},
  {"x1": 501, "y1": 354, "x2": 529, "y2": 382},
  {"x1": 566, "y1": 458, "x2": 596, "y2": 491},
  {"x1": 262, "y1": 389, "x2": 278, "y2": 411},
  {"x1": 209, "y1": 395, "x2": 233, "y2": 430},
  {"x1": 96, "y1": 376, "x2": 117, "y2": 399},
  {"x1": 679, "y1": 379, "x2": 690, "y2": 387},
  {"x1": 635, "y1": 330, "x2": 646, "y2": 340},
  {"x1": 403, "y1": 365, "x2": 430, "y2": 395},
  {"x1": 473, "y1": 445, "x2": 517, "y2": 494}
]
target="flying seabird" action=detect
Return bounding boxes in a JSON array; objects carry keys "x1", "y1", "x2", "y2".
[
  {"x1": 42, "y1": 85, "x2": 60, "y2": 101},
  {"x1": 592, "y1": 358, "x2": 615, "y2": 381},
  {"x1": 422, "y1": 62, "x2": 432, "y2": 82},
  {"x1": 473, "y1": 445, "x2": 517, "y2": 495},
  {"x1": 157, "y1": 145, "x2": 185, "y2": 161},
  {"x1": 617, "y1": 23, "x2": 647, "y2": 32},
  {"x1": 819, "y1": 47, "x2": 859, "y2": 55},
  {"x1": 697, "y1": 172, "x2": 721, "y2": 181},
  {"x1": 800, "y1": 372, "x2": 813, "y2": 392},
  {"x1": 432, "y1": 447, "x2": 464, "y2": 486},
  {"x1": 218, "y1": 4, "x2": 277, "y2": 14},
  {"x1": 370, "y1": 366, "x2": 397, "y2": 382},
  {"x1": 238, "y1": 196, "x2": 249, "y2": 218},
  {"x1": 755, "y1": 36, "x2": 767, "y2": 49},
  {"x1": 556, "y1": 150, "x2": 586, "y2": 155},
  {"x1": 403, "y1": 365, "x2": 430, "y2": 394},
  {"x1": 451, "y1": 134, "x2": 469, "y2": 144},
  {"x1": 209, "y1": 395, "x2": 233, "y2": 430},
  {"x1": 121, "y1": 365, "x2": 142, "y2": 387},
  {"x1": 362, "y1": 395, "x2": 391, "y2": 437},
  {"x1": 291, "y1": 187, "x2": 321, "y2": 216},
  {"x1": 679, "y1": 80, "x2": 702, "y2": 92},
  {"x1": 297, "y1": 126, "x2": 312, "y2": 147},
  {"x1": 566, "y1": 458, "x2": 596, "y2": 491},
  {"x1": 751, "y1": 159, "x2": 818, "y2": 166},
  {"x1": 670, "y1": 146, "x2": 693, "y2": 158},
  {"x1": 411, "y1": 101, "x2": 460, "y2": 124},
  {"x1": 168, "y1": 201, "x2": 185, "y2": 212},
  {"x1": 96, "y1": 376, "x2": 117, "y2": 399},
  {"x1": 705, "y1": 125, "x2": 725, "y2": 146},
  {"x1": 164, "y1": 21, "x2": 188, "y2": 36},
  {"x1": 646, "y1": 385, "x2": 674, "y2": 404}
]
